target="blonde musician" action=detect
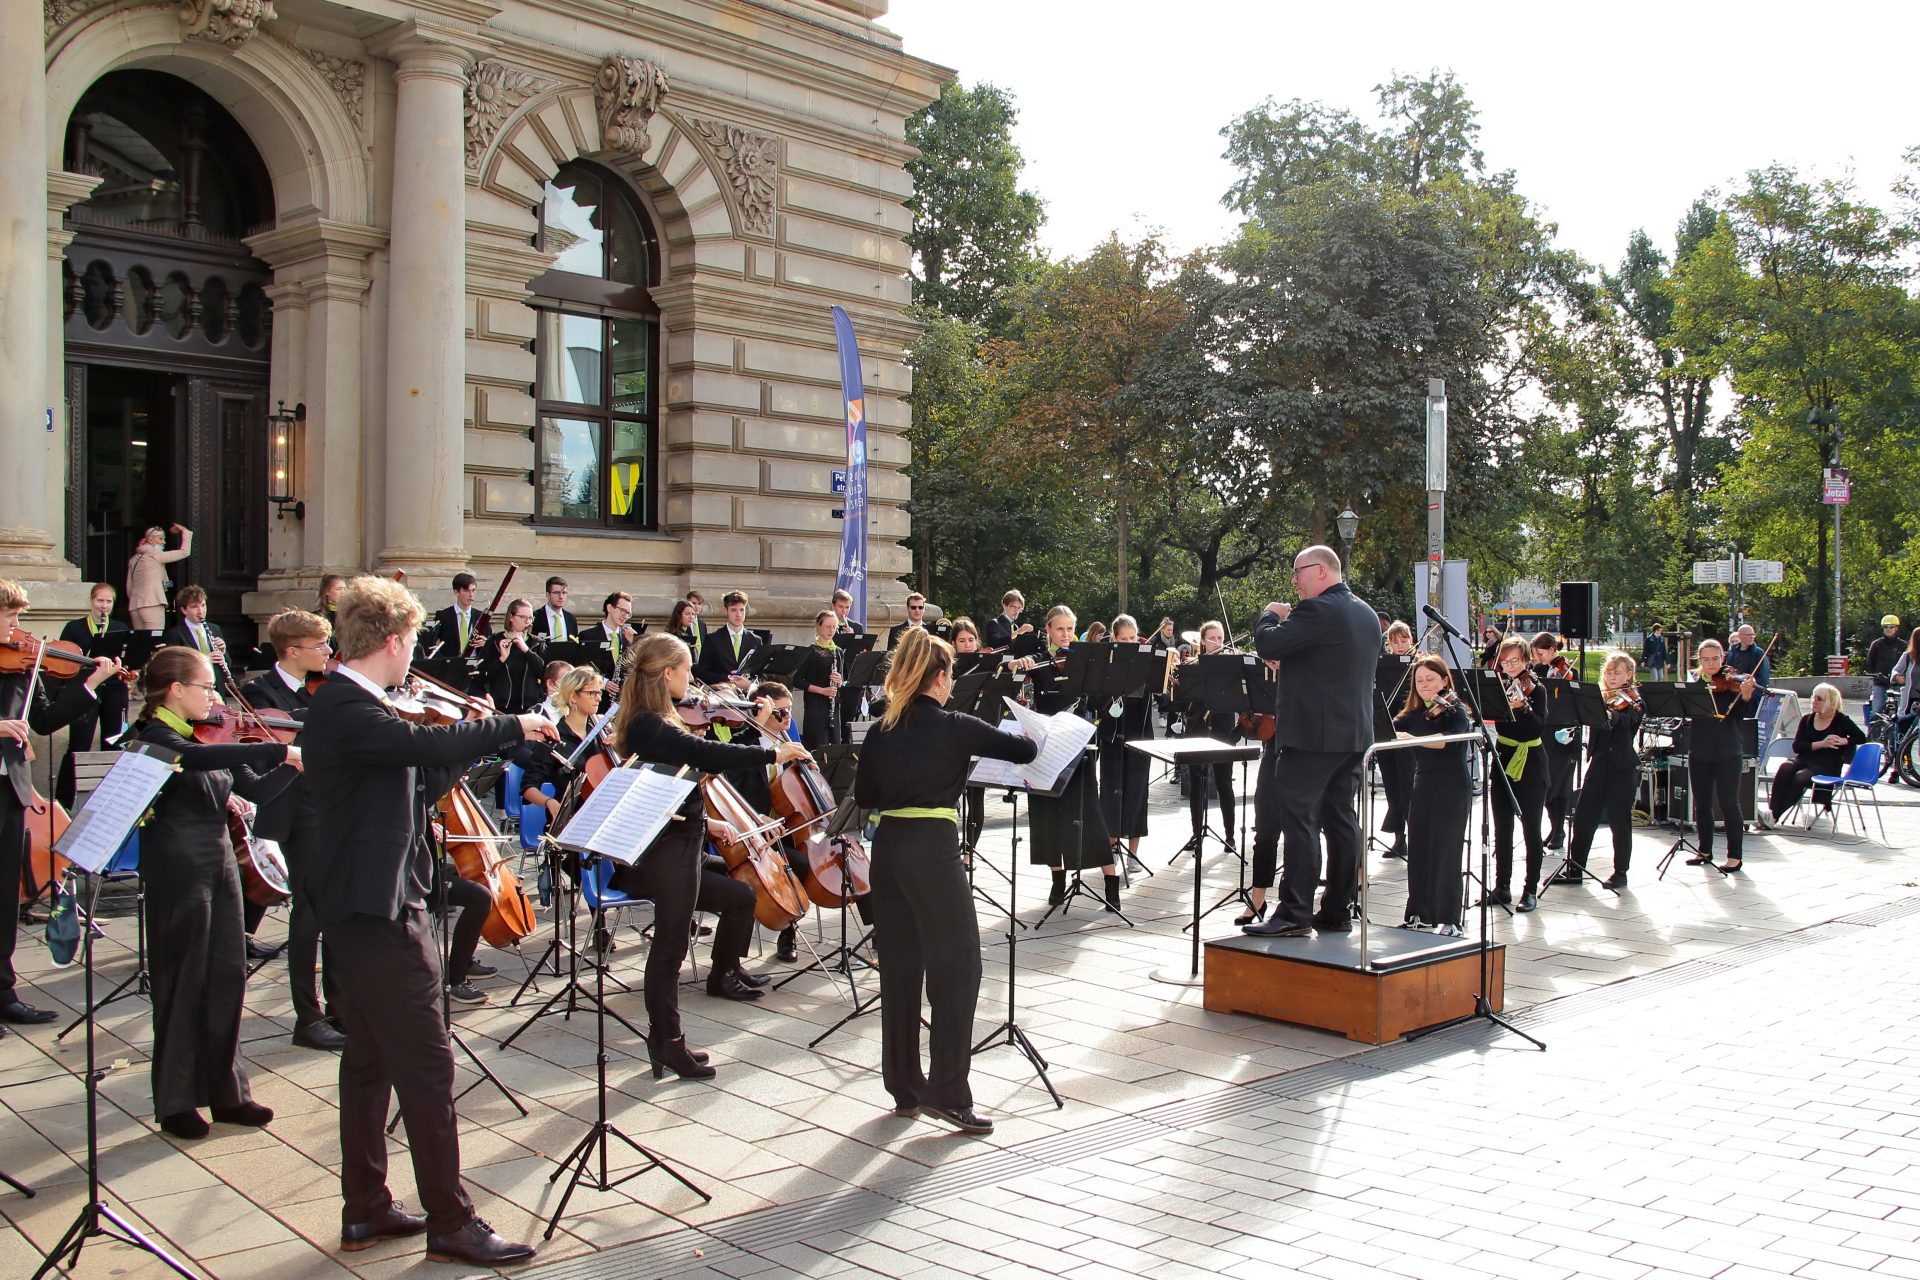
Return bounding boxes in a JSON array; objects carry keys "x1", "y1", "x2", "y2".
[
  {"x1": 1557, "y1": 652, "x2": 1644, "y2": 889},
  {"x1": 1489, "y1": 637, "x2": 1549, "y2": 912},
  {"x1": 800, "y1": 610, "x2": 843, "y2": 748},
  {"x1": 610, "y1": 635, "x2": 809, "y2": 1078}
]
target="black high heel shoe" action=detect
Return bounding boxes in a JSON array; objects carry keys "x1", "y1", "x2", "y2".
[
  {"x1": 648, "y1": 1034, "x2": 717, "y2": 1080},
  {"x1": 1233, "y1": 900, "x2": 1268, "y2": 927}
]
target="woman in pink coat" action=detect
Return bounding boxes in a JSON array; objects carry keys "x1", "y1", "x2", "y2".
[{"x1": 126, "y1": 524, "x2": 192, "y2": 631}]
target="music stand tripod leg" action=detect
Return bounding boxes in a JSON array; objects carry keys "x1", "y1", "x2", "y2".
[{"x1": 969, "y1": 790, "x2": 1063, "y2": 1107}]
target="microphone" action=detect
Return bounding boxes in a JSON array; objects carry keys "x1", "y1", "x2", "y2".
[{"x1": 1422, "y1": 604, "x2": 1467, "y2": 642}]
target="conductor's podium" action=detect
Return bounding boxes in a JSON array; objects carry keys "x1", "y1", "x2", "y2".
[{"x1": 1204, "y1": 926, "x2": 1504, "y2": 1044}]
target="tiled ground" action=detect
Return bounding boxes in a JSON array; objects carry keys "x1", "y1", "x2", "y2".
[{"x1": 0, "y1": 761, "x2": 1912, "y2": 1279}]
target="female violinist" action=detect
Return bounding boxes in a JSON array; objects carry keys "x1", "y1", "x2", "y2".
[
  {"x1": 125, "y1": 523, "x2": 192, "y2": 632},
  {"x1": 1183, "y1": 621, "x2": 1241, "y2": 854},
  {"x1": 1768, "y1": 681, "x2": 1864, "y2": 822},
  {"x1": 1374, "y1": 621, "x2": 1417, "y2": 860},
  {"x1": 798, "y1": 610, "x2": 842, "y2": 749},
  {"x1": 1559, "y1": 652, "x2": 1644, "y2": 889},
  {"x1": 1687, "y1": 639, "x2": 1758, "y2": 872},
  {"x1": 1097, "y1": 615, "x2": 1153, "y2": 870},
  {"x1": 609, "y1": 635, "x2": 810, "y2": 1078},
  {"x1": 1391, "y1": 655, "x2": 1472, "y2": 934},
  {"x1": 950, "y1": 620, "x2": 991, "y2": 853},
  {"x1": 854, "y1": 628, "x2": 1036, "y2": 1134},
  {"x1": 1012, "y1": 606, "x2": 1117, "y2": 910},
  {"x1": 132, "y1": 645, "x2": 301, "y2": 1137},
  {"x1": 1489, "y1": 637, "x2": 1550, "y2": 912},
  {"x1": 1, "y1": 579, "x2": 120, "y2": 1027},
  {"x1": 1530, "y1": 632, "x2": 1578, "y2": 851}
]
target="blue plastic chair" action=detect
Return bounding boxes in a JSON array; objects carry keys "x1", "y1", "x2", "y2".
[
  {"x1": 518, "y1": 782, "x2": 555, "y2": 854},
  {"x1": 502, "y1": 761, "x2": 526, "y2": 826},
  {"x1": 1811, "y1": 743, "x2": 1886, "y2": 842}
]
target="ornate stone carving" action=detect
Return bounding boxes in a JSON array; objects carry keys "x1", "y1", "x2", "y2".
[
  {"x1": 301, "y1": 49, "x2": 366, "y2": 134},
  {"x1": 595, "y1": 55, "x2": 669, "y2": 158},
  {"x1": 180, "y1": 0, "x2": 277, "y2": 47},
  {"x1": 465, "y1": 62, "x2": 546, "y2": 171},
  {"x1": 45, "y1": 0, "x2": 115, "y2": 35},
  {"x1": 689, "y1": 117, "x2": 780, "y2": 236}
]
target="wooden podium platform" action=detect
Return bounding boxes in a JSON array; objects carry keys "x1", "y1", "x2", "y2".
[{"x1": 1203, "y1": 927, "x2": 1504, "y2": 1044}]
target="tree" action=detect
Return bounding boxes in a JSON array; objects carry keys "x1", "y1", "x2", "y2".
[{"x1": 904, "y1": 82, "x2": 1045, "y2": 336}]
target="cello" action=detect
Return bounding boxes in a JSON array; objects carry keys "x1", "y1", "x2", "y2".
[
  {"x1": 701, "y1": 773, "x2": 809, "y2": 930},
  {"x1": 437, "y1": 781, "x2": 539, "y2": 949},
  {"x1": 21, "y1": 788, "x2": 71, "y2": 906},
  {"x1": 767, "y1": 754, "x2": 871, "y2": 909}
]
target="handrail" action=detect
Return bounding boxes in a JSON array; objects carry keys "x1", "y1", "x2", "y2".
[{"x1": 1358, "y1": 730, "x2": 1488, "y2": 968}]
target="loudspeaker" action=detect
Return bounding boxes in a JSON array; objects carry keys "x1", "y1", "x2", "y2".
[{"x1": 1558, "y1": 581, "x2": 1599, "y2": 641}]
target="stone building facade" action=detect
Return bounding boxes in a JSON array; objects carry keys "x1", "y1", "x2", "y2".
[{"x1": 5, "y1": 0, "x2": 941, "y2": 638}]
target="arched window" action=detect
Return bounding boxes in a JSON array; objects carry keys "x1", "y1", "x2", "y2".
[{"x1": 530, "y1": 162, "x2": 660, "y2": 530}]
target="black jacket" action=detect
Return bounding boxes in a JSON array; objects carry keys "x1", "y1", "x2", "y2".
[
  {"x1": 1792, "y1": 710, "x2": 1866, "y2": 776},
  {"x1": 162, "y1": 619, "x2": 225, "y2": 657},
  {"x1": 531, "y1": 606, "x2": 580, "y2": 644},
  {"x1": 1585, "y1": 704, "x2": 1645, "y2": 772},
  {"x1": 300, "y1": 675, "x2": 524, "y2": 925},
  {"x1": 576, "y1": 622, "x2": 633, "y2": 680},
  {"x1": 237, "y1": 669, "x2": 313, "y2": 844},
  {"x1": 697, "y1": 626, "x2": 764, "y2": 684},
  {"x1": 130, "y1": 719, "x2": 293, "y2": 876},
  {"x1": 855, "y1": 695, "x2": 1038, "y2": 811},
  {"x1": 0, "y1": 674, "x2": 99, "y2": 806},
  {"x1": 1251, "y1": 581, "x2": 1380, "y2": 754},
  {"x1": 479, "y1": 633, "x2": 547, "y2": 714},
  {"x1": 428, "y1": 605, "x2": 489, "y2": 661}
]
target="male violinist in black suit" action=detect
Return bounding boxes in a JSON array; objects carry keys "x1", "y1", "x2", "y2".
[
  {"x1": 239, "y1": 608, "x2": 343, "y2": 1049},
  {"x1": 301, "y1": 575, "x2": 555, "y2": 1266},
  {"x1": 696, "y1": 590, "x2": 764, "y2": 689},
  {"x1": 529, "y1": 576, "x2": 578, "y2": 644},
  {"x1": 1243, "y1": 545, "x2": 1382, "y2": 937},
  {"x1": 55, "y1": 582, "x2": 132, "y2": 805}
]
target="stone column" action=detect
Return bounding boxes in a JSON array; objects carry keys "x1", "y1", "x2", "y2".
[
  {"x1": 376, "y1": 30, "x2": 474, "y2": 576},
  {"x1": 0, "y1": 4, "x2": 62, "y2": 582}
]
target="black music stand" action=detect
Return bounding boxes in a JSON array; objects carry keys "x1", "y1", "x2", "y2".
[
  {"x1": 969, "y1": 782, "x2": 1061, "y2": 1107},
  {"x1": 1538, "y1": 683, "x2": 1623, "y2": 898},
  {"x1": 1461, "y1": 671, "x2": 1529, "y2": 916},
  {"x1": 1164, "y1": 654, "x2": 1250, "y2": 867},
  {"x1": 1370, "y1": 652, "x2": 1416, "y2": 856},
  {"x1": 1134, "y1": 737, "x2": 1261, "y2": 986},
  {"x1": 1646, "y1": 681, "x2": 1733, "y2": 879}
]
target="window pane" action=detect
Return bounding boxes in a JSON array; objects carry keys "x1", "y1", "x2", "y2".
[
  {"x1": 609, "y1": 418, "x2": 650, "y2": 526},
  {"x1": 536, "y1": 311, "x2": 605, "y2": 406},
  {"x1": 607, "y1": 192, "x2": 653, "y2": 287},
  {"x1": 538, "y1": 416, "x2": 603, "y2": 521},
  {"x1": 542, "y1": 172, "x2": 605, "y2": 278},
  {"x1": 610, "y1": 318, "x2": 651, "y2": 414}
]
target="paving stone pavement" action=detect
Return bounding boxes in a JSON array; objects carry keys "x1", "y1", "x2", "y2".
[{"x1": 0, "y1": 763, "x2": 1914, "y2": 1278}]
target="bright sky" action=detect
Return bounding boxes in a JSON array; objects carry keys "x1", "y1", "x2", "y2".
[{"x1": 883, "y1": 1, "x2": 1919, "y2": 272}]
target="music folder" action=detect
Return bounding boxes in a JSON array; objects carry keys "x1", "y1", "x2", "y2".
[
  {"x1": 554, "y1": 763, "x2": 698, "y2": 866},
  {"x1": 967, "y1": 698, "x2": 1095, "y2": 796}
]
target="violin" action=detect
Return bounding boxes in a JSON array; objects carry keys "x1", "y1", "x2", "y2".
[
  {"x1": 1236, "y1": 710, "x2": 1276, "y2": 742},
  {"x1": 0, "y1": 630, "x2": 97, "y2": 681},
  {"x1": 192, "y1": 702, "x2": 302, "y2": 745},
  {"x1": 1502, "y1": 668, "x2": 1537, "y2": 707},
  {"x1": 1604, "y1": 685, "x2": 1644, "y2": 712},
  {"x1": 437, "y1": 781, "x2": 538, "y2": 949},
  {"x1": 1426, "y1": 689, "x2": 1465, "y2": 719},
  {"x1": 391, "y1": 667, "x2": 497, "y2": 724},
  {"x1": 1547, "y1": 655, "x2": 1575, "y2": 680}
]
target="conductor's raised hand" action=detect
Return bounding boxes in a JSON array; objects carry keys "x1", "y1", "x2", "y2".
[{"x1": 518, "y1": 713, "x2": 561, "y2": 743}]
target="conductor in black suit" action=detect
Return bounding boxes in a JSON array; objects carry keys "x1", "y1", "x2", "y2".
[
  {"x1": 1244, "y1": 545, "x2": 1382, "y2": 937},
  {"x1": 300, "y1": 575, "x2": 557, "y2": 1266}
]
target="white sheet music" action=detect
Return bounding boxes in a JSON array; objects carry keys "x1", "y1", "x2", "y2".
[
  {"x1": 55, "y1": 750, "x2": 175, "y2": 874},
  {"x1": 967, "y1": 697, "x2": 1097, "y2": 792},
  {"x1": 555, "y1": 765, "x2": 696, "y2": 864}
]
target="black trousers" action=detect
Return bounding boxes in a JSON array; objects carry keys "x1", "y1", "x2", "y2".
[
  {"x1": 611, "y1": 818, "x2": 702, "y2": 1041},
  {"x1": 1377, "y1": 748, "x2": 1414, "y2": 838},
  {"x1": 1769, "y1": 759, "x2": 1834, "y2": 818},
  {"x1": 1186, "y1": 760, "x2": 1236, "y2": 842},
  {"x1": 1689, "y1": 755, "x2": 1746, "y2": 860},
  {"x1": 330, "y1": 909, "x2": 474, "y2": 1236},
  {"x1": 1405, "y1": 774, "x2": 1470, "y2": 928},
  {"x1": 869, "y1": 816, "x2": 979, "y2": 1112},
  {"x1": 436, "y1": 870, "x2": 489, "y2": 984},
  {"x1": 144, "y1": 852, "x2": 253, "y2": 1119},
  {"x1": 1491, "y1": 754, "x2": 1546, "y2": 896},
  {"x1": 697, "y1": 854, "x2": 755, "y2": 973},
  {"x1": 1569, "y1": 763, "x2": 1636, "y2": 873},
  {"x1": 1251, "y1": 738, "x2": 1281, "y2": 888},
  {"x1": 1542, "y1": 739, "x2": 1577, "y2": 836},
  {"x1": 286, "y1": 835, "x2": 339, "y2": 1025},
  {"x1": 1271, "y1": 748, "x2": 1364, "y2": 928},
  {"x1": 0, "y1": 792, "x2": 29, "y2": 1004},
  {"x1": 1098, "y1": 738, "x2": 1150, "y2": 840},
  {"x1": 55, "y1": 681, "x2": 128, "y2": 807}
]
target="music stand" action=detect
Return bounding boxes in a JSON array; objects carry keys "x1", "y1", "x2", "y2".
[
  {"x1": 1164, "y1": 655, "x2": 1249, "y2": 867},
  {"x1": 1537, "y1": 683, "x2": 1623, "y2": 898},
  {"x1": 964, "y1": 766, "x2": 1061, "y2": 1108},
  {"x1": 33, "y1": 746, "x2": 195, "y2": 1280},
  {"x1": 1090, "y1": 644, "x2": 1166, "y2": 882},
  {"x1": 1134, "y1": 737, "x2": 1261, "y2": 986},
  {"x1": 1645, "y1": 681, "x2": 1733, "y2": 879}
]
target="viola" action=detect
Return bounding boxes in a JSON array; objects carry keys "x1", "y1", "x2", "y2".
[
  {"x1": 0, "y1": 631, "x2": 95, "y2": 681},
  {"x1": 702, "y1": 774, "x2": 808, "y2": 930},
  {"x1": 193, "y1": 702, "x2": 302, "y2": 745},
  {"x1": 437, "y1": 782, "x2": 538, "y2": 949},
  {"x1": 20, "y1": 789, "x2": 71, "y2": 905}
]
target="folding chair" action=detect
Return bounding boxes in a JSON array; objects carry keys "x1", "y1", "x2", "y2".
[{"x1": 1810, "y1": 743, "x2": 1886, "y2": 843}]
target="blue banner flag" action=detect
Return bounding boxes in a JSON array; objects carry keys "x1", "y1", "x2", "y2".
[{"x1": 831, "y1": 305, "x2": 868, "y2": 626}]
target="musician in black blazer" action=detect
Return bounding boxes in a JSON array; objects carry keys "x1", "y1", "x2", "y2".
[
  {"x1": 477, "y1": 599, "x2": 546, "y2": 715},
  {"x1": 886, "y1": 593, "x2": 928, "y2": 649},
  {"x1": 696, "y1": 590, "x2": 764, "y2": 687},
  {"x1": 529, "y1": 576, "x2": 579, "y2": 644},
  {"x1": 56, "y1": 582, "x2": 133, "y2": 805},
  {"x1": 1244, "y1": 546, "x2": 1382, "y2": 937},
  {"x1": 300, "y1": 575, "x2": 555, "y2": 1267},
  {"x1": 162, "y1": 584, "x2": 230, "y2": 678},
  {"x1": 576, "y1": 590, "x2": 640, "y2": 686},
  {"x1": 830, "y1": 590, "x2": 865, "y2": 740},
  {"x1": 239, "y1": 609, "x2": 343, "y2": 1050},
  {"x1": 981, "y1": 590, "x2": 1030, "y2": 653},
  {"x1": 426, "y1": 572, "x2": 487, "y2": 664},
  {"x1": 1, "y1": 579, "x2": 118, "y2": 1028}
]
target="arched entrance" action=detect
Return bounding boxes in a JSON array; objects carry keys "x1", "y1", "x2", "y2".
[{"x1": 62, "y1": 69, "x2": 274, "y2": 627}]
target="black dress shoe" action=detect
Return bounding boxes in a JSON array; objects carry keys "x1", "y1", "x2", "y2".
[
  {"x1": 733, "y1": 968, "x2": 772, "y2": 989},
  {"x1": 425, "y1": 1218, "x2": 536, "y2": 1266},
  {"x1": 211, "y1": 1100, "x2": 274, "y2": 1127},
  {"x1": 1516, "y1": 892, "x2": 1539, "y2": 913},
  {"x1": 1243, "y1": 918, "x2": 1312, "y2": 938},
  {"x1": 342, "y1": 1200, "x2": 427, "y2": 1251},
  {"x1": 293, "y1": 1020, "x2": 347, "y2": 1051},
  {"x1": 0, "y1": 1000, "x2": 58, "y2": 1025},
  {"x1": 244, "y1": 937, "x2": 282, "y2": 962},
  {"x1": 775, "y1": 926, "x2": 800, "y2": 963},
  {"x1": 160, "y1": 1110, "x2": 210, "y2": 1139},
  {"x1": 1604, "y1": 871, "x2": 1629, "y2": 889},
  {"x1": 705, "y1": 970, "x2": 764, "y2": 1002},
  {"x1": 920, "y1": 1104, "x2": 994, "y2": 1135},
  {"x1": 1310, "y1": 915, "x2": 1352, "y2": 934}
]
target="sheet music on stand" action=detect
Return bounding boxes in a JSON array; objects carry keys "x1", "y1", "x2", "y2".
[
  {"x1": 55, "y1": 745, "x2": 178, "y2": 874},
  {"x1": 554, "y1": 763, "x2": 697, "y2": 866},
  {"x1": 967, "y1": 698, "x2": 1096, "y2": 796}
]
